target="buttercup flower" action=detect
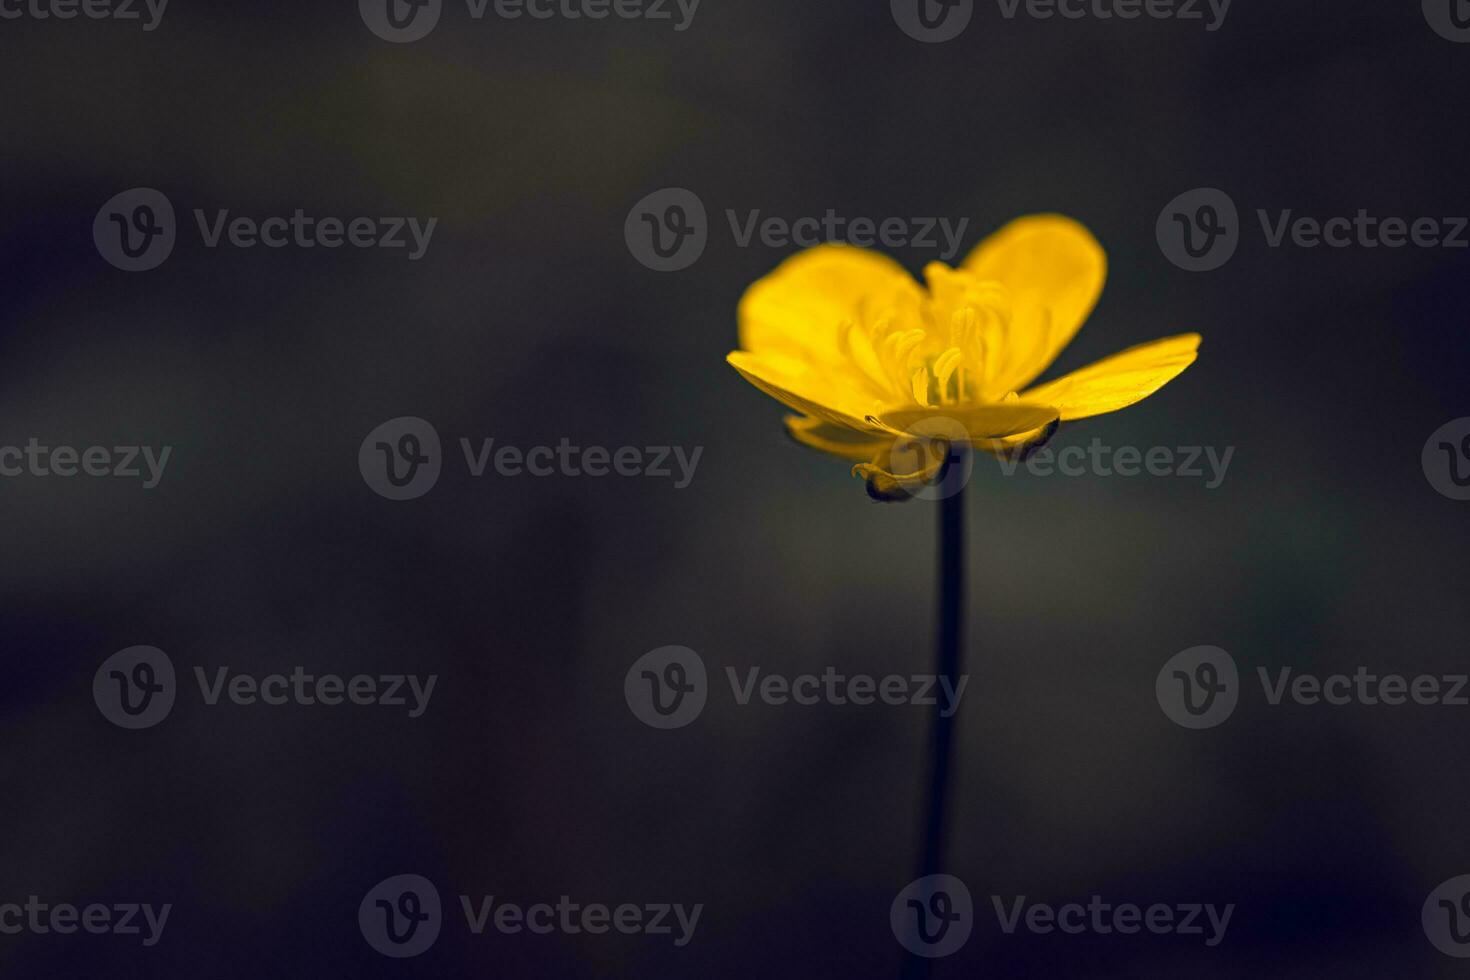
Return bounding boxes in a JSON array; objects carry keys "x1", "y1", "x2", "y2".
[{"x1": 727, "y1": 214, "x2": 1200, "y2": 500}]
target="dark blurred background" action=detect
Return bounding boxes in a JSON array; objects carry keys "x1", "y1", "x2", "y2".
[{"x1": 3, "y1": 1, "x2": 1469, "y2": 976}]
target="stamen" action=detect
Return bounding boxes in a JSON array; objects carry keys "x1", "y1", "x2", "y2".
[
  {"x1": 933, "y1": 347, "x2": 964, "y2": 404},
  {"x1": 844, "y1": 273, "x2": 1017, "y2": 407}
]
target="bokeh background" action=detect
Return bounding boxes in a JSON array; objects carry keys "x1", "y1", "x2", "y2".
[{"x1": 3, "y1": 1, "x2": 1469, "y2": 976}]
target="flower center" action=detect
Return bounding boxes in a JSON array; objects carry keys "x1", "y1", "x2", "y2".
[{"x1": 839, "y1": 266, "x2": 1017, "y2": 410}]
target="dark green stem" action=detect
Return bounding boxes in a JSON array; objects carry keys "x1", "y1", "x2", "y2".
[{"x1": 903, "y1": 452, "x2": 967, "y2": 978}]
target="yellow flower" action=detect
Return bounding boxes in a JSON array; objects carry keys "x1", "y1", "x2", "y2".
[{"x1": 726, "y1": 214, "x2": 1201, "y2": 500}]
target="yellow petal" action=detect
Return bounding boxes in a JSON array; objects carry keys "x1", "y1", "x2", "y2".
[
  {"x1": 784, "y1": 415, "x2": 889, "y2": 463},
  {"x1": 851, "y1": 434, "x2": 958, "y2": 502},
  {"x1": 872, "y1": 401, "x2": 1061, "y2": 440},
  {"x1": 852, "y1": 453, "x2": 947, "y2": 502},
  {"x1": 973, "y1": 421, "x2": 1062, "y2": 458},
  {"x1": 738, "y1": 244, "x2": 924, "y2": 365},
  {"x1": 1018, "y1": 333, "x2": 1200, "y2": 421},
  {"x1": 787, "y1": 415, "x2": 951, "y2": 500},
  {"x1": 727, "y1": 350, "x2": 880, "y2": 432},
  {"x1": 961, "y1": 214, "x2": 1107, "y2": 393}
]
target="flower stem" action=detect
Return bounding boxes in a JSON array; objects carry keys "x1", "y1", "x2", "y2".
[{"x1": 904, "y1": 452, "x2": 966, "y2": 978}]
